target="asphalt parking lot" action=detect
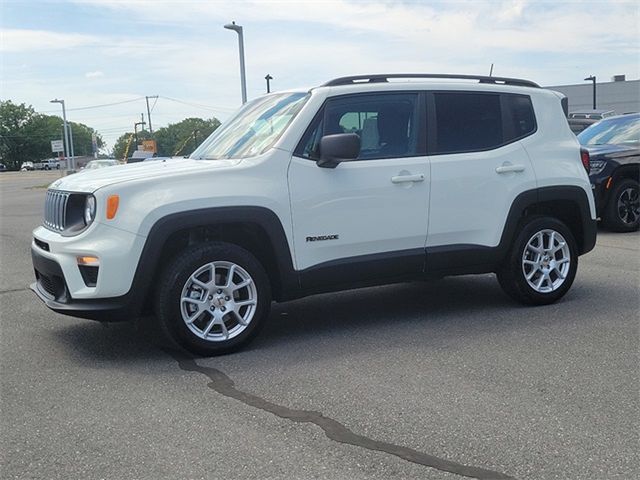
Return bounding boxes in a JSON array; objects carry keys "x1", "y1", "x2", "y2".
[{"x1": 1, "y1": 170, "x2": 638, "y2": 480}]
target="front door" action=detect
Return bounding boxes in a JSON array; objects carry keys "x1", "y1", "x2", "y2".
[{"x1": 288, "y1": 92, "x2": 430, "y2": 288}]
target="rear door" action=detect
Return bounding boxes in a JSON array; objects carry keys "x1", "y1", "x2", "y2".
[{"x1": 426, "y1": 91, "x2": 538, "y2": 249}]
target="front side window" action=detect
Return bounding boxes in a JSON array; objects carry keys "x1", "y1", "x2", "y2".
[
  {"x1": 191, "y1": 92, "x2": 308, "y2": 160},
  {"x1": 433, "y1": 93, "x2": 503, "y2": 154},
  {"x1": 296, "y1": 93, "x2": 420, "y2": 160}
]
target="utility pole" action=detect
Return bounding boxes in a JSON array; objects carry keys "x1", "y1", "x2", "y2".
[
  {"x1": 265, "y1": 74, "x2": 273, "y2": 93},
  {"x1": 145, "y1": 95, "x2": 158, "y2": 134}
]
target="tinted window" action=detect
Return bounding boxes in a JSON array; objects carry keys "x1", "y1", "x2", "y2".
[
  {"x1": 433, "y1": 93, "x2": 502, "y2": 154},
  {"x1": 505, "y1": 95, "x2": 536, "y2": 140},
  {"x1": 297, "y1": 93, "x2": 420, "y2": 160}
]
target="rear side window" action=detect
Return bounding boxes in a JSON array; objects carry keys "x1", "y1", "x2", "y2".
[
  {"x1": 432, "y1": 93, "x2": 503, "y2": 154},
  {"x1": 505, "y1": 94, "x2": 536, "y2": 141}
]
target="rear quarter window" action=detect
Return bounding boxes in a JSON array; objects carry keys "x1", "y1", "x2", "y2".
[{"x1": 504, "y1": 94, "x2": 536, "y2": 141}]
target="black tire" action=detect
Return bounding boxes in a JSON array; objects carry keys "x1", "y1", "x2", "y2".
[
  {"x1": 497, "y1": 216, "x2": 578, "y2": 305},
  {"x1": 155, "y1": 242, "x2": 271, "y2": 356},
  {"x1": 603, "y1": 178, "x2": 640, "y2": 232}
]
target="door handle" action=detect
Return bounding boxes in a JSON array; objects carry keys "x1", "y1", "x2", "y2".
[
  {"x1": 495, "y1": 164, "x2": 525, "y2": 174},
  {"x1": 391, "y1": 174, "x2": 425, "y2": 184}
]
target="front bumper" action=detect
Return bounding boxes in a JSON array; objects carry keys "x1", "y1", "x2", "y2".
[{"x1": 31, "y1": 246, "x2": 135, "y2": 321}]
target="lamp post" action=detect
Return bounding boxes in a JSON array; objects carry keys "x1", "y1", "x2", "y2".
[
  {"x1": 265, "y1": 74, "x2": 273, "y2": 93},
  {"x1": 50, "y1": 99, "x2": 74, "y2": 172},
  {"x1": 224, "y1": 21, "x2": 247, "y2": 104},
  {"x1": 584, "y1": 75, "x2": 596, "y2": 110}
]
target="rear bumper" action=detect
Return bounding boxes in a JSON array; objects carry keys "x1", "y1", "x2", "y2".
[{"x1": 31, "y1": 247, "x2": 134, "y2": 322}]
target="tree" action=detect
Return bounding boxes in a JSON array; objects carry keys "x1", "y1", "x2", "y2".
[
  {"x1": 112, "y1": 130, "x2": 152, "y2": 160},
  {"x1": 154, "y1": 117, "x2": 220, "y2": 157},
  {"x1": 0, "y1": 100, "x2": 103, "y2": 170}
]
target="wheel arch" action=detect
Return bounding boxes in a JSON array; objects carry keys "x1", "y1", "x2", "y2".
[
  {"x1": 500, "y1": 186, "x2": 597, "y2": 257},
  {"x1": 131, "y1": 207, "x2": 298, "y2": 314},
  {"x1": 604, "y1": 164, "x2": 640, "y2": 206}
]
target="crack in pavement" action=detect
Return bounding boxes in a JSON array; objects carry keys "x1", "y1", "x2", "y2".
[
  {"x1": 0, "y1": 287, "x2": 29, "y2": 295},
  {"x1": 166, "y1": 349, "x2": 516, "y2": 480}
]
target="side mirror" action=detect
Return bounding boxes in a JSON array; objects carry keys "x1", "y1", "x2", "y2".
[{"x1": 317, "y1": 133, "x2": 360, "y2": 168}]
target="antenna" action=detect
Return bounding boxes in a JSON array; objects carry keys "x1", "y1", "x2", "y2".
[{"x1": 489, "y1": 63, "x2": 494, "y2": 77}]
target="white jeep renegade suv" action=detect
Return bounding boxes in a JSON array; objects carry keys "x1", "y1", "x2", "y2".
[{"x1": 31, "y1": 74, "x2": 597, "y2": 355}]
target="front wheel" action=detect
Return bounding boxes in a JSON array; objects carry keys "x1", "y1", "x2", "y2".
[
  {"x1": 155, "y1": 242, "x2": 271, "y2": 356},
  {"x1": 497, "y1": 217, "x2": 578, "y2": 305},
  {"x1": 603, "y1": 178, "x2": 640, "y2": 232}
]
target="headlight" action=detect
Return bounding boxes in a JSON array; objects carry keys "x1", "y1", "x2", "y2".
[
  {"x1": 84, "y1": 195, "x2": 96, "y2": 225},
  {"x1": 589, "y1": 160, "x2": 606, "y2": 175}
]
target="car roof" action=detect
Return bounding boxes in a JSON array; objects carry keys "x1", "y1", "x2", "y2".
[{"x1": 571, "y1": 109, "x2": 615, "y2": 114}]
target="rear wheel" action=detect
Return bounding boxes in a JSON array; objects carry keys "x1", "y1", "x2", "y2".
[
  {"x1": 155, "y1": 242, "x2": 271, "y2": 356},
  {"x1": 497, "y1": 217, "x2": 578, "y2": 305},
  {"x1": 603, "y1": 178, "x2": 640, "y2": 232}
]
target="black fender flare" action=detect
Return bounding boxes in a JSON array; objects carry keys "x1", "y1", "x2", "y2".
[
  {"x1": 499, "y1": 185, "x2": 596, "y2": 255},
  {"x1": 127, "y1": 206, "x2": 299, "y2": 312}
]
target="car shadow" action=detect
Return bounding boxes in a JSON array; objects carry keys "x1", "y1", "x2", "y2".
[{"x1": 52, "y1": 273, "x2": 593, "y2": 363}]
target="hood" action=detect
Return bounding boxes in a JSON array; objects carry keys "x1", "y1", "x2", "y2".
[
  {"x1": 585, "y1": 143, "x2": 640, "y2": 159},
  {"x1": 48, "y1": 158, "x2": 240, "y2": 192}
]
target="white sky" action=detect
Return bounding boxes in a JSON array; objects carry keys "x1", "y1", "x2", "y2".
[{"x1": 1, "y1": 0, "x2": 638, "y2": 150}]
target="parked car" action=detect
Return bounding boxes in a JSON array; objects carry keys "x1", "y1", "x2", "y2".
[
  {"x1": 0, "y1": 163, "x2": 7, "y2": 172},
  {"x1": 30, "y1": 73, "x2": 596, "y2": 356},
  {"x1": 20, "y1": 161, "x2": 34, "y2": 171},
  {"x1": 84, "y1": 159, "x2": 120, "y2": 170},
  {"x1": 34, "y1": 158, "x2": 61, "y2": 170},
  {"x1": 569, "y1": 109, "x2": 616, "y2": 120},
  {"x1": 578, "y1": 113, "x2": 640, "y2": 232},
  {"x1": 568, "y1": 109, "x2": 617, "y2": 134}
]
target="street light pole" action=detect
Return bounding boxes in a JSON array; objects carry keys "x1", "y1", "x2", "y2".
[
  {"x1": 224, "y1": 21, "x2": 247, "y2": 104},
  {"x1": 584, "y1": 75, "x2": 596, "y2": 110},
  {"x1": 265, "y1": 74, "x2": 273, "y2": 93},
  {"x1": 50, "y1": 99, "x2": 73, "y2": 172}
]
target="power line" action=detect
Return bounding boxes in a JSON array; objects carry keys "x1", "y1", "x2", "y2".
[
  {"x1": 159, "y1": 96, "x2": 236, "y2": 113},
  {"x1": 38, "y1": 97, "x2": 146, "y2": 114}
]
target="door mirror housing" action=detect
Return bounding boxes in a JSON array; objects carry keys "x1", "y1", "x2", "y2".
[{"x1": 317, "y1": 133, "x2": 360, "y2": 168}]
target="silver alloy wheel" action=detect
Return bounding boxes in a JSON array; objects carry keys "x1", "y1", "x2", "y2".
[
  {"x1": 522, "y1": 229, "x2": 571, "y2": 293},
  {"x1": 617, "y1": 187, "x2": 639, "y2": 225},
  {"x1": 180, "y1": 261, "x2": 257, "y2": 342}
]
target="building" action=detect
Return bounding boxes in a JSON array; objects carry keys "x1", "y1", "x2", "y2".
[{"x1": 546, "y1": 76, "x2": 639, "y2": 115}]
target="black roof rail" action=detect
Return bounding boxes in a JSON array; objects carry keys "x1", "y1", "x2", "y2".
[{"x1": 322, "y1": 73, "x2": 540, "y2": 88}]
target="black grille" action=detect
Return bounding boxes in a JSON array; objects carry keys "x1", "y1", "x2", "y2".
[{"x1": 35, "y1": 269, "x2": 67, "y2": 302}]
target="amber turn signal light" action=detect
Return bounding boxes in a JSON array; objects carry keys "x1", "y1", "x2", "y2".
[
  {"x1": 77, "y1": 256, "x2": 99, "y2": 266},
  {"x1": 106, "y1": 195, "x2": 119, "y2": 219}
]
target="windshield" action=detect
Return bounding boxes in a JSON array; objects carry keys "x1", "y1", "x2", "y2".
[
  {"x1": 191, "y1": 92, "x2": 309, "y2": 160},
  {"x1": 578, "y1": 115, "x2": 640, "y2": 146}
]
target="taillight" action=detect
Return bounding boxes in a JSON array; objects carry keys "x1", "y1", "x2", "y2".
[{"x1": 580, "y1": 148, "x2": 590, "y2": 174}]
